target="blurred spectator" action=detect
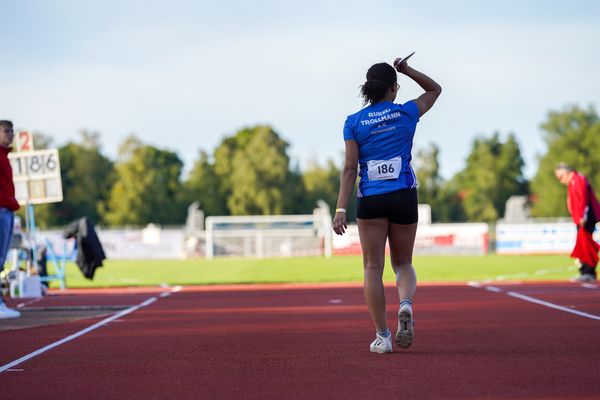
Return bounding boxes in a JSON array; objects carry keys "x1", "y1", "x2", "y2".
[
  {"x1": 555, "y1": 163, "x2": 600, "y2": 283},
  {"x1": 0, "y1": 120, "x2": 20, "y2": 318}
]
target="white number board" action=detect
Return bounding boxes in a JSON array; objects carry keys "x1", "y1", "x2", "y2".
[{"x1": 8, "y1": 149, "x2": 63, "y2": 204}]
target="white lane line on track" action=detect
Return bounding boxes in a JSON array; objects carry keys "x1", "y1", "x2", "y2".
[
  {"x1": 16, "y1": 297, "x2": 44, "y2": 309},
  {"x1": 468, "y1": 282, "x2": 600, "y2": 321},
  {"x1": 159, "y1": 285, "x2": 182, "y2": 298},
  {"x1": 506, "y1": 291, "x2": 600, "y2": 321},
  {"x1": 0, "y1": 288, "x2": 177, "y2": 374},
  {"x1": 581, "y1": 283, "x2": 599, "y2": 290},
  {"x1": 475, "y1": 266, "x2": 576, "y2": 284}
]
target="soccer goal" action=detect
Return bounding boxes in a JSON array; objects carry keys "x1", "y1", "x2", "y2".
[{"x1": 204, "y1": 205, "x2": 332, "y2": 259}]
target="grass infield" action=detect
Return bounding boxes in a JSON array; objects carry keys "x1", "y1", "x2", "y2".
[{"x1": 57, "y1": 254, "x2": 578, "y2": 289}]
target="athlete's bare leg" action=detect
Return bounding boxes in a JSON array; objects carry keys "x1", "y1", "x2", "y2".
[
  {"x1": 388, "y1": 222, "x2": 418, "y2": 302},
  {"x1": 357, "y1": 217, "x2": 390, "y2": 332}
]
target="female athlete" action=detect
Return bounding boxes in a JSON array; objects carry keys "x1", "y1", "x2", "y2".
[{"x1": 333, "y1": 55, "x2": 441, "y2": 353}]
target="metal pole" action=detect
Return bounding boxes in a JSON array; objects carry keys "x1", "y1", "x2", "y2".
[{"x1": 27, "y1": 204, "x2": 38, "y2": 276}]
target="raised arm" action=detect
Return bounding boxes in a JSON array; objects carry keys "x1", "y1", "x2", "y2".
[{"x1": 394, "y1": 57, "x2": 442, "y2": 117}]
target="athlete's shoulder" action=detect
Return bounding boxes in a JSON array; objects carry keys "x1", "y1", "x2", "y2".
[
  {"x1": 344, "y1": 109, "x2": 364, "y2": 140},
  {"x1": 395, "y1": 100, "x2": 420, "y2": 122}
]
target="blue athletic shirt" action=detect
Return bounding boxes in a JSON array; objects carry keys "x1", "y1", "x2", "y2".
[{"x1": 343, "y1": 100, "x2": 420, "y2": 197}]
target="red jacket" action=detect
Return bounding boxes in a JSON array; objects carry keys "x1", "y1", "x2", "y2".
[
  {"x1": 0, "y1": 146, "x2": 20, "y2": 211},
  {"x1": 567, "y1": 171, "x2": 600, "y2": 225}
]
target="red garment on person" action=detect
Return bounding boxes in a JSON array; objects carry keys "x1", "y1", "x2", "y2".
[
  {"x1": 567, "y1": 171, "x2": 600, "y2": 225},
  {"x1": 571, "y1": 228, "x2": 600, "y2": 268},
  {"x1": 567, "y1": 171, "x2": 600, "y2": 268},
  {"x1": 0, "y1": 147, "x2": 20, "y2": 211}
]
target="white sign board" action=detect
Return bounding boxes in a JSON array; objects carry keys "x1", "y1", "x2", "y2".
[
  {"x1": 333, "y1": 223, "x2": 489, "y2": 256},
  {"x1": 42, "y1": 228, "x2": 185, "y2": 260},
  {"x1": 9, "y1": 149, "x2": 63, "y2": 204},
  {"x1": 496, "y1": 222, "x2": 600, "y2": 254}
]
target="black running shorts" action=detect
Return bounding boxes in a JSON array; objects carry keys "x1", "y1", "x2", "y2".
[{"x1": 356, "y1": 188, "x2": 418, "y2": 225}]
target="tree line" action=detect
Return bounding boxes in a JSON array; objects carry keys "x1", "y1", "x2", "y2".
[{"x1": 25, "y1": 105, "x2": 599, "y2": 228}]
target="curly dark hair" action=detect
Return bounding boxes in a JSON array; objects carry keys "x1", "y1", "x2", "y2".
[{"x1": 359, "y1": 63, "x2": 397, "y2": 105}]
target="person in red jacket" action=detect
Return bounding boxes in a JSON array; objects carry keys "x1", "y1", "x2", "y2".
[
  {"x1": 555, "y1": 163, "x2": 600, "y2": 283},
  {"x1": 0, "y1": 120, "x2": 20, "y2": 318}
]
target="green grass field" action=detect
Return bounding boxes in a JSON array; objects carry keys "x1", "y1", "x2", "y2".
[{"x1": 56, "y1": 254, "x2": 578, "y2": 289}]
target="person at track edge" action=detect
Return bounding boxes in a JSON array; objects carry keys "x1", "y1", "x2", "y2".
[
  {"x1": 555, "y1": 163, "x2": 600, "y2": 283},
  {"x1": 332, "y1": 55, "x2": 441, "y2": 353},
  {"x1": 0, "y1": 120, "x2": 21, "y2": 319}
]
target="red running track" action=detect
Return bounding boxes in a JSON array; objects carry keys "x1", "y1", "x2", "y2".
[{"x1": 1, "y1": 282, "x2": 600, "y2": 399}]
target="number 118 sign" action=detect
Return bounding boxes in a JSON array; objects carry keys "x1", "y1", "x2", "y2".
[{"x1": 9, "y1": 149, "x2": 63, "y2": 204}]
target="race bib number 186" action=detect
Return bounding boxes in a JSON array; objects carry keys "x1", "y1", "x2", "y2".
[{"x1": 367, "y1": 156, "x2": 402, "y2": 181}]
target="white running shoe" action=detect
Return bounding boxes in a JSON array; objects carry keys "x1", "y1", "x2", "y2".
[
  {"x1": 369, "y1": 331, "x2": 393, "y2": 353},
  {"x1": 395, "y1": 304, "x2": 414, "y2": 349},
  {"x1": 0, "y1": 302, "x2": 21, "y2": 319},
  {"x1": 575, "y1": 274, "x2": 597, "y2": 283}
]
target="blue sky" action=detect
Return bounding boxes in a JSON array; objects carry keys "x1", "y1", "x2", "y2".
[{"x1": 1, "y1": 0, "x2": 599, "y2": 179}]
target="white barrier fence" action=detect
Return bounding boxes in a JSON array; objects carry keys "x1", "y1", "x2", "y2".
[
  {"x1": 496, "y1": 222, "x2": 600, "y2": 254},
  {"x1": 33, "y1": 221, "x2": 600, "y2": 260},
  {"x1": 333, "y1": 223, "x2": 489, "y2": 256},
  {"x1": 41, "y1": 225, "x2": 185, "y2": 260}
]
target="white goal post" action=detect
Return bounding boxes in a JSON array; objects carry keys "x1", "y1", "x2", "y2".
[{"x1": 205, "y1": 208, "x2": 332, "y2": 259}]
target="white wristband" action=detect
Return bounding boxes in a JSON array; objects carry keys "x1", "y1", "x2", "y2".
[{"x1": 335, "y1": 208, "x2": 346, "y2": 214}]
